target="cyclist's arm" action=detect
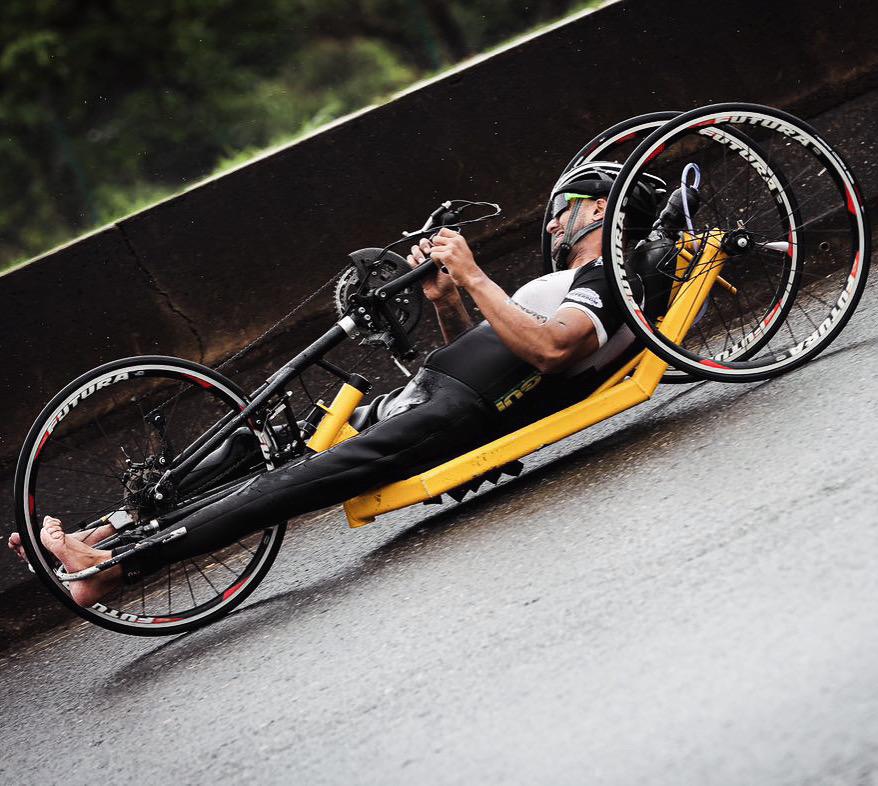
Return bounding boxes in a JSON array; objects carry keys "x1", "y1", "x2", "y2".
[
  {"x1": 465, "y1": 277, "x2": 599, "y2": 371},
  {"x1": 427, "y1": 229, "x2": 599, "y2": 371},
  {"x1": 431, "y1": 292, "x2": 473, "y2": 344},
  {"x1": 408, "y1": 240, "x2": 473, "y2": 344}
]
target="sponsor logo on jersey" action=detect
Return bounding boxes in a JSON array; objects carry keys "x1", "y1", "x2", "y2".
[
  {"x1": 565, "y1": 288, "x2": 603, "y2": 309},
  {"x1": 495, "y1": 372, "x2": 542, "y2": 412}
]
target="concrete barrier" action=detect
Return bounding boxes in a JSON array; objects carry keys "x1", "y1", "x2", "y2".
[
  {"x1": 3, "y1": 0, "x2": 878, "y2": 463},
  {"x1": 0, "y1": 228, "x2": 200, "y2": 458},
  {"x1": 2, "y1": 0, "x2": 877, "y2": 603}
]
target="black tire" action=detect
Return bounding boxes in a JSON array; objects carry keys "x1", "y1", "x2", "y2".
[
  {"x1": 541, "y1": 110, "x2": 792, "y2": 384},
  {"x1": 14, "y1": 355, "x2": 285, "y2": 636},
  {"x1": 649, "y1": 124, "x2": 804, "y2": 382},
  {"x1": 601, "y1": 103, "x2": 870, "y2": 383}
]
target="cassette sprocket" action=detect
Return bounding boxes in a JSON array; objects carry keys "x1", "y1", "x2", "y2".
[{"x1": 332, "y1": 248, "x2": 423, "y2": 337}]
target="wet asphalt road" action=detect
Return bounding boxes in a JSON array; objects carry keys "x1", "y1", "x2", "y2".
[{"x1": 1, "y1": 265, "x2": 877, "y2": 784}]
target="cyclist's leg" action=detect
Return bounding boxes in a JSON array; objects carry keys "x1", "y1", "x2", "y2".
[
  {"x1": 38, "y1": 517, "x2": 121, "y2": 607},
  {"x1": 120, "y1": 368, "x2": 496, "y2": 580},
  {"x1": 348, "y1": 384, "x2": 406, "y2": 431},
  {"x1": 7, "y1": 521, "x2": 116, "y2": 564}
]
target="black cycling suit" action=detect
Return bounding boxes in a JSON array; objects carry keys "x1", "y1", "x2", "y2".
[
  {"x1": 425, "y1": 258, "x2": 643, "y2": 429},
  {"x1": 122, "y1": 258, "x2": 642, "y2": 581}
]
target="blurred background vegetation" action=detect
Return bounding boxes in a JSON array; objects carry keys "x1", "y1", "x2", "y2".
[{"x1": 0, "y1": 0, "x2": 600, "y2": 270}]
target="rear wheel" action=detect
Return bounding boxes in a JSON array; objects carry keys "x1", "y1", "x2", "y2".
[
  {"x1": 601, "y1": 103, "x2": 870, "y2": 382},
  {"x1": 544, "y1": 111, "x2": 795, "y2": 383},
  {"x1": 14, "y1": 355, "x2": 285, "y2": 636}
]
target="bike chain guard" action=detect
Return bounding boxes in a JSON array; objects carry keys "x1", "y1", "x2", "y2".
[{"x1": 333, "y1": 248, "x2": 424, "y2": 358}]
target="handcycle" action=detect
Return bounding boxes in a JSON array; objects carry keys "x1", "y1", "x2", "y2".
[{"x1": 13, "y1": 103, "x2": 870, "y2": 635}]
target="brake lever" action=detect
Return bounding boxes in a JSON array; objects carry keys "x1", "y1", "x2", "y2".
[{"x1": 402, "y1": 201, "x2": 453, "y2": 238}]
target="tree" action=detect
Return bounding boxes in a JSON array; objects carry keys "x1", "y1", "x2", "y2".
[{"x1": 0, "y1": 0, "x2": 589, "y2": 267}]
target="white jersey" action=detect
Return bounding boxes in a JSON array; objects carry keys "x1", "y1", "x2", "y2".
[{"x1": 510, "y1": 259, "x2": 638, "y2": 376}]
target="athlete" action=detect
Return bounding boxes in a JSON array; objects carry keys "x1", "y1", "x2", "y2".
[{"x1": 9, "y1": 162, "x2": 677, "y2": 606}]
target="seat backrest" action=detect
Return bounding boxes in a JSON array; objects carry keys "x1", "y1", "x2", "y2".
[{"x1": 630, "y1": 236, "x2": 678, "y2": 323}]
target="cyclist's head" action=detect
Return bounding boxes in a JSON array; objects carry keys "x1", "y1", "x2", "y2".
[
  {"x1": 547, "y1": 161, "x2": 667, "y2": 271},
  {"x1": 546, "y1": 193, "x2": 607, "y2": 269}
]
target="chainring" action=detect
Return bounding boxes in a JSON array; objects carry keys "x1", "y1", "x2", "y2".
[{"x1": 333, "y1": 248, "x2": 423, "y2": 336}]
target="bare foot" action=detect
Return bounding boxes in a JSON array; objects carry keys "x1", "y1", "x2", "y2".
[
  {"x1": 39, "y1": 516, "x2": 122, "y2": 607},
  {"x1": 8, "y1": 523, "x2": 116, "y2": 566}
]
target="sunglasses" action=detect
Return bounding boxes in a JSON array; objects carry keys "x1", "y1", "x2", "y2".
[{"x1": 551, "y1": 192, "x2": 594, "y2": 219}]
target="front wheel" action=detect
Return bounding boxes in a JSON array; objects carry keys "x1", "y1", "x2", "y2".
[{"x1": 14, "y1": 355, "x2": 285, "y2": 636}]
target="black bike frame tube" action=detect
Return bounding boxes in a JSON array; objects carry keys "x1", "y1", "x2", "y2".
[
  {"x1": 173, "y1": 408, "x2": 239, "y2": 467},
  {"x1": 162, "y1": 318, "x2": 356, "y2": 487}
]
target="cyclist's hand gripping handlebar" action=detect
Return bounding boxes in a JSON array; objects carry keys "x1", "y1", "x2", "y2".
[{"x1": 378, "y1": 202, "x2": 462, "y2": 298}]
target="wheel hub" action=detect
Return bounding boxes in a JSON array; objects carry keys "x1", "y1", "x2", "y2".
[{"x1": 721, "y1": 228, "x2": 754, "y2": 255}]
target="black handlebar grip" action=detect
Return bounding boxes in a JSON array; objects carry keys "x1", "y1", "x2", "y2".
[
  {"x1": 437, "y1": 209, "x2": 460, "y2": 226},
  {"x1": 374, "y1": 256, "x2": 437, "y2": 299}
]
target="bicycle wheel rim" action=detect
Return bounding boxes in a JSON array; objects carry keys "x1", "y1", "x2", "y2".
[
  {"x1": 602, "y1": 102, "x2": 870, "y2": 382},
  {"x1": 541, "y1": 110, "x2": 795, "y2": 382},
  {"x1": 14, "y1": 357, "x2": 284, "y2": 635}
]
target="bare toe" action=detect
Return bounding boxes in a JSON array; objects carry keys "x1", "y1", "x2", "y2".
[
  {"x1": 36, "y1": 515, "x2": 118, "y2": 606},
  {"x1": 40, "y1": 517, "x2": 65, "y2": 547}
]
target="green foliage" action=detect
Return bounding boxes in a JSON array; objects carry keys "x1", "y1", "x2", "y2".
[{"x1": 0, "y1": 0, "x2": 597, "y2": 269}]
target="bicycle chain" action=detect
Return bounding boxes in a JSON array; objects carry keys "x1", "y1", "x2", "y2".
[
  {"x1": 216, "y1": 269, "x2": 345, "y2": 372},
  {"x1": 140, "y1": 269, "x2": 345, "y2": 422}
]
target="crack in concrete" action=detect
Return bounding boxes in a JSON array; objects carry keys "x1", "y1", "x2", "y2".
[{"x1": 116, "y1": 223, "x2": 206, "y2": 362}]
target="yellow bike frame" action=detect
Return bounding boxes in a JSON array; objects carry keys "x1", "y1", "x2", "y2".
[{"x1": 307, "y1": 232, "x2": 728, "y2": 528}]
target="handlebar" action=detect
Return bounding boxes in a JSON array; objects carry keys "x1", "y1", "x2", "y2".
[
  {"x1": 400, "y1": 199, "x2": 500, "y2": 240},
  {"x1": 351, "y1": 199, "x2": 500, "y2": 356},
  {"x1": 377, "y1": 202, "x2": 459, "y2": 299},
  {"x1": 374, "y1": 254, "x2": 439, "y2": 300},
  {"x1": 378, "y1": 202, "x2": 464, "y2": 297}
]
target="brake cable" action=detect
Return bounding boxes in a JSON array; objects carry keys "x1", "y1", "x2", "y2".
[
  {"x1": 379, "y1": 200, "x2": 501, "y2": 257},
  {"x1": 681, "y1": 163, "x2": 702, "y2": 253}
]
